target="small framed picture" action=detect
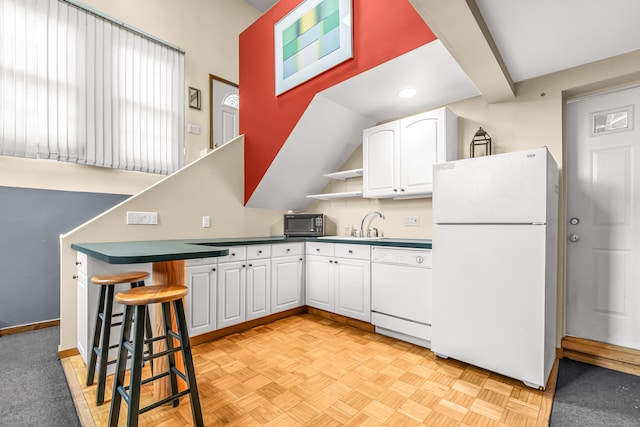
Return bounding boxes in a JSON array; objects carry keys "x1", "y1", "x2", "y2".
[{"x1": 188, "y1": 86, "x2": 201, "y2": 110}]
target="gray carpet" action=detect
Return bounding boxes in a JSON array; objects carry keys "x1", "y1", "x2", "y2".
[
  {"x1": 0, "y1": 326, "x2": 81, "y2": 427},
  {"x1": 550, "y1": 358, "x2": 640, "y2": 426}
]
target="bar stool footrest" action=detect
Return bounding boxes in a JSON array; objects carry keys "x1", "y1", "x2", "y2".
[{"x1": 140, "y1": 389, "x2": 191, "y2": 414}]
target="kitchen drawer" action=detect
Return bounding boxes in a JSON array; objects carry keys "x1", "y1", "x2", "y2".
[
  {"x1": 306, "y1": 242, "x2": 335, "y2": 257},
  {"x1": 335, "y1": 243, "x2": 371, "y2": 260},
  {"x1": 247, "y1": 244, "x2": 271, "y2": 260},
  {"x1": 76, "y1": 252, "x2": 88, "y2": 274},
  {"x1": 272, "y1": 243, "x2": 303, "y2": 258},
  {"x1": 185, "y1": 257, "x2": 219, "y2": 267},
  {"x1": 217, "y1": 246, "x2": 247, "y2": 263}
]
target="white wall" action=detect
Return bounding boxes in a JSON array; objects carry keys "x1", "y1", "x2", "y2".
[
  {"x1": 59, "y1": 138, "x2": 285, "y2": 351},
  {"x1": 1, "y1": 0, "x2": 260, "y2": 195}
]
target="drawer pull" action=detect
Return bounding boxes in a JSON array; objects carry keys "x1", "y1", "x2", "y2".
[
  {"x1": 348, "y1": 250, "x2": 353, "y2": 254},
  {"x1": 258, "y1": 250, "x2": 262, "y2": 254},
  {"x1": 75, "y1": 261, "x2": 82, "y2": 265},
  {"x1": 72, "y1": 275, "x2": 78, "y2": 279},
  {"x1": 316, "y1": 248, "x2": 320, "y2": 252}
]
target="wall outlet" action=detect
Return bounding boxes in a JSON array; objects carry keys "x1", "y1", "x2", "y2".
[
  {"x1": 202, "y1": 216, "x2": 211, "y2": 228},
  {"x1": 403, "y1": 215, "x2": 419, "y2": 226},
  {"x1": 126, "y1": 211, "x2": 158, "y2": 225}
]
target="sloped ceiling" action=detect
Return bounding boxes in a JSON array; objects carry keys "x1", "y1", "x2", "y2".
[{"x1": 243, "y1": 0, "x2": 640, "y2": 211}]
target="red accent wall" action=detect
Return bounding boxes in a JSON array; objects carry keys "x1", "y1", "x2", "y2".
[{"x1": 240, "y1": 0, "x2": 436, "y2": 204}]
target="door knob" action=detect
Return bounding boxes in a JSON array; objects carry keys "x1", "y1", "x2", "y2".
[
  {"x1": 570, "y1": 217, "x2": 580, "y2": 225},
  {"x1": 569, "y1": 234, "x2": 580, "y2": 242}
]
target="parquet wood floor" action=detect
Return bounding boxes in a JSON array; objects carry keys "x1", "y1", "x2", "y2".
[{"x1": 64, "y1": 313, "x2": 555, "y2": 426}]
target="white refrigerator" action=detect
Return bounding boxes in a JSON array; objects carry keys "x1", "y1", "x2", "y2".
[{"x1": 431, "y1": 147, "x2": 558, "y2": 389}]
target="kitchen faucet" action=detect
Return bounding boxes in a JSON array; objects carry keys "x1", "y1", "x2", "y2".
[{"x1": 360, "y1": 211, "x2": 385, "y2": 237}]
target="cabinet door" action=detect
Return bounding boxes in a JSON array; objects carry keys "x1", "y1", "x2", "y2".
[
  {"x1": 271, "y1": 255, "x2": 304, "y2": 313},
  {"x1": 246, "y1": 259, "x2": 271, "y2": 321},
  {"x1": 363, "y1": 121, "x2": 400, "y2": 198},
  {"x1": 399, "y1": 112, "x2": 439, "y2": 195},
  {"x1": 185, "y1": 264, "x2": 217, "y2": 336},
  {"x1": 217, "y1": 261, "x2": 246, "y2": 328},
  {"x1": 334, "y1": 258, "x2": 371, "y2": 322},
  {"x1": 305, "y1": 255, "x2": 334, "y2": 312}
]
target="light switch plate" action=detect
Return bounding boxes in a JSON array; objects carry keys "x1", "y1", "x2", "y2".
[{"x1": 127, "y1": 211, "x2": 158, "y2": 225}]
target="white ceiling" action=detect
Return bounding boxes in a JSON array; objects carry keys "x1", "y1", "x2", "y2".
[
  {"x1": 476, "y1": 0, "x2": 640, "y2": 83},
  {"x1": 245, "y1": 0, "x2": 640, "y2": 209}
]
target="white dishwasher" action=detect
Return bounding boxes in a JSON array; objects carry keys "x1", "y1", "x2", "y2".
[{"x1": 371, "y1": 246, "x2": 432, "y2": 348}]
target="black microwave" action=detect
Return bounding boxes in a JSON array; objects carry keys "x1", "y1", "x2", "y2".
[{"x1": 284, "y1": 213, "x2": 324, "y2": 237}]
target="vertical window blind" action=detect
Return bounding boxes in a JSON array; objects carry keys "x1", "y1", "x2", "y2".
[{"x1": 0, "y1": 0, "x2": 185, "y2": 174}]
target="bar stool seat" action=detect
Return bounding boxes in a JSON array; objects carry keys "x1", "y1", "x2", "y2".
[
  {"x1": 109, "y1": 285, "x2": 203, "y2": 427},
  {"x1": 86, "y1": 271, "x2": 154, "y2": 406}
]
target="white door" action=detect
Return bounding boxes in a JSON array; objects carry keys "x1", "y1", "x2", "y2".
[
  {"x1": 271, "y1": 255, "x2": 303, "y2": 313},
  {"x1": 305, "y1": 255, "x2": 334, "y2": 312},
  {"x1": 566, "y1": 86, "x2": 640, "y2": 350},
  {"x1": 209, "y1": 75, "x2": 239, "y2": 149},
  {"x1": 363, "y1": 121, "x2": 399, "y2": 197},
  {"x1": 400, "y1": 112, "x2": 438, "y2": 195},
  {"x1": 246, "y1": 259, "x2": 270, "y2": 321},
  {"x1": 185, "y1": 264, "x2": 217, "y2": 335},
  {"x1": 334, "y1": 258, "x2": 371, "y2": 322},
  {"x1": 217, "y1": 261, "x2": 246, "y2": 328}
]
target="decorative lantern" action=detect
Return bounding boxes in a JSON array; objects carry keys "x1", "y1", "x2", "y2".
[{"x1": 470, "y1": 127, "x2": 492, "y2": 157}]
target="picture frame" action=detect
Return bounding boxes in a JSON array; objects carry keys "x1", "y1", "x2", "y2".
[
  {"x1": 274, "y1": 0, "x2": 353, "y2": 96},
  {"x1": 188, "y1": 86, "x2": 201, "y2": 110}
]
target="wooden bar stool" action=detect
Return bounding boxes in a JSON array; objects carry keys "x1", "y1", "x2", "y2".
[
  {"x1": 86, "y1": 271, "x2": 154, "y2": 405},
  {"x1": 108, "y1": 285, "x2": 203, "y2": 427}
]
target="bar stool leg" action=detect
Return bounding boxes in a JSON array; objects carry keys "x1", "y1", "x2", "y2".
[
  {"x1": 108, "y1": 304, "x2": 134, "y2": 427},
  {"x1": 161, "y1": 302, "x2": 180, "y2": 407},
  {"x1": 174, "y1": 299, "x2": 204, "y2": 426},
  {"x1": 86, "y1": 285, "x2": 107, "y2": 387},
  {"x1": 95, "y1": 285, "x2": 115, "y2": 405},
  {"x1": 131, "y1": 279, "x2": 155, "y2": 372},
  {"x1": 125, "y1": 305, "x2": 146, "y2": 427}
]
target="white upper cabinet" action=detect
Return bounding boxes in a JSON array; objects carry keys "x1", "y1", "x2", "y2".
[{"x1": 363, "y1": 107, "x2": 458, "y2": 199}]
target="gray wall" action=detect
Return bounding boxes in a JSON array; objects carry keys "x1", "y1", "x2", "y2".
[{"x1": 0, "y1": 186, "x2": 130, "y2": 329}]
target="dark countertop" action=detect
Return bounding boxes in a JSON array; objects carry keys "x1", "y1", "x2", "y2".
[{"x1": 72, "y1": 236, "x2": 431, "y2": 264}]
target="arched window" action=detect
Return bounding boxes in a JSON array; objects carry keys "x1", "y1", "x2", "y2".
[{"x1": 223, "y1": 94, "x2": 240, "y2": 109}]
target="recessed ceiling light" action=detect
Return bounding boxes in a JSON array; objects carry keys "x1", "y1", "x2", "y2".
[{"x1": 398, "y1": 88, "x2": 416, "y2": 99}]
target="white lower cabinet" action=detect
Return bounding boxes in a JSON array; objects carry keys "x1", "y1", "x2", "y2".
[
  {"x1": 271, "y1": 243, "x2": 304, "y2": 313},
  {"x1": 246, "y1": 258, "x2": 271, "y2": 321},
  {"x1": 334, "y1": 257, "x2": 371, "y2": 322},
  {"x1": 305, "y1": 242, "x2": 371, "y2": 322},
  {"x1": 185, "y1": 258, "x2": 217, "y2": 336},
  {"x1": 217, "y1": 260, "x2": 246, "y2": 328},
  {"x1": 305, "y1": 254, "x2": 335, "y2": 312}
]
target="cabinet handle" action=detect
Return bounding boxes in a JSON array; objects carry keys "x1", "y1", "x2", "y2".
[
  {"x1": 248, "y1": 263, "x2": 253, "y2": 267},
  {"x1": 231, "y1": 253, "x2": 236, "y2": 256},
  {"x1": 329, "y1": 260, "x2": 333, "y2": 263},
  {"x1": 212, "y1": 268, "x2": 216, "y2": 272},
  {"x1": 299, "y1": 258, "x2": 303, "y2": 261},
  {"x1": 393, "y1": 189, "x2": 398, "y2": 192},
  {"x1": 242, "y1": 264, "x2": 246, "y2": 268},
  {"x1": 286, "y1": 248, "x2": 291, "y2": 253},
  {"x1": 334, "y1": 260, "x2": 338, "y2": 264},
  {"x1": 316, "y1": 248, "x2": 320, "y2": 252},
  {"x1": 401, "y1": 188, "x2": 405, "y2": 192},
  {"x1": 258, "y1": 250, "x2": 262, "y2": 254},
  {"x1": 75, "y1": 261, "x2": 82, "y2": 265},
  {"x1": 348, "y1": 250, "x2": 353, "y2": 254},
  {"x1": 72, "y1": 275, "x2": 78, "y2": 279}
]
